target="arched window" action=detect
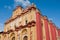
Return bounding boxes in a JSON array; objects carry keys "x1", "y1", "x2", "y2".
[
  {"x1": 23, "y1": 36, "x2": 28, "y2": 40},
  {"x1": 12, "y1": 37, "x2": 15, "y2": 40},
  {"x1": 26, "y1": 20, "x2": 28, "y2": 24},
  {"x1": 25, "y1": 17, "x2": 28, "y2": 24}
]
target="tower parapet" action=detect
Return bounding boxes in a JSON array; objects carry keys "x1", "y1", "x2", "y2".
[{"x1": 12, "y1": 6, "x2": 23, "y2": 18}]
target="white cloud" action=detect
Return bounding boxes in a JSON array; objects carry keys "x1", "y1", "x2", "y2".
[
  {"x1": 15, "y1": 0, "x2": 24, "y2": 2},
  {"x1": 23, "y1": 0, "x2": 30, "y2": 6},
  {"x1": 14, "y1": 0, "x2": 31, "y2": 8},
  {"x1": 8, "y1": 6, "x2": 12, "y2": 9},
  {"x1": 0, "y1": 23, "x2": 4, "y2": 32},
  {"x1": 4, "y1": 0, "x2": 31, "y2": 9},
  {"x1": 4, "y1": 5, "x2": 12, "y2": 10},
  {"x1": 49, "y1": 18, "x2": 53, "y2": 20}
]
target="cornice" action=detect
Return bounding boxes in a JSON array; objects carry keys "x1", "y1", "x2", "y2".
[
  {"x1": 1, "y1": 21, "x2": 36, "y2": 34},
  {"x1": 15, "y1": 20, "x2": 36, "y2": 31}
]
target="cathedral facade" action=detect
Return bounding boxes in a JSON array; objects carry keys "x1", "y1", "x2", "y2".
[{"x1": 0, "y1": 4, "x2": 60, "y2": 40}]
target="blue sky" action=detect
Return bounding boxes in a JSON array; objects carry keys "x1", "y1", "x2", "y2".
[{"x1": 0, "y1": 0, "x2": 60, "y2": 32}]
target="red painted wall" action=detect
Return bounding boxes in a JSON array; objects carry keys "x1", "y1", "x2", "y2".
[
  {"x1": 58, "y1": 29, "x2": 60, "y2": 36},
  {"x1": 44, "y1": 19, "x2": 50, "y2": 40},
  {"x1": 36, "y1": 12, "x2": 42, "y2": 40},
  {"x1": 53, "y1": 26, "x2": 57, "y2": 40},
  {"x1": 35, "y1": 11, "x2": 58, "y2": 40},
  {"x1": 49, "y1": 23, "x2": 57, "y2": 40}
]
